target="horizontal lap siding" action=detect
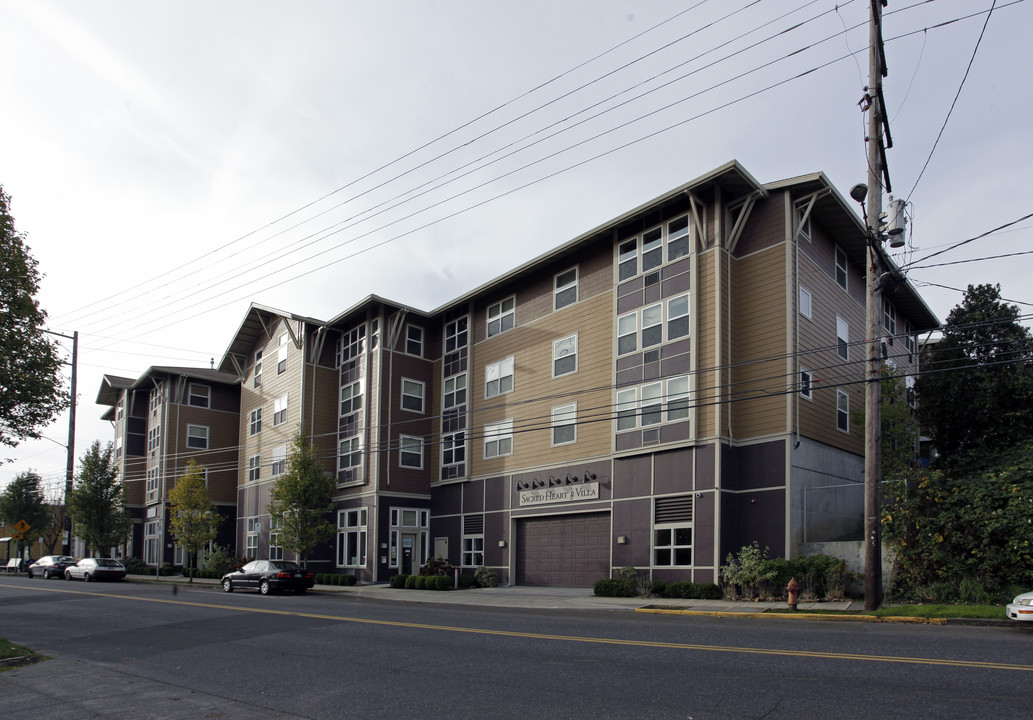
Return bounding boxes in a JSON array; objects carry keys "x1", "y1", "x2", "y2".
[{"x1": 695, "y1": 250, "x2": 716, "y2": 438}]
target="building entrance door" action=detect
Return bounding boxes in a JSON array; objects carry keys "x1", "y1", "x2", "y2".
[{"x1": 401, "y1": 534, "x2": 418, "y2": 575}]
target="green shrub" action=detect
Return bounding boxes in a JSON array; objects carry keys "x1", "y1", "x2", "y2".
[
  {"x1": 593, "y1": 578, "x2": 636, "y2": 597},
  {"x1": 404, "y1": 575, "x2": 417, "y2": 589},
  {"x1": 646, "y1": 579, "x2": 668, "y2": 597},
  {"x1": 435, "y1": 575, "x2": 452, "y2": 591},
  {"x1": 159, "y1": 562, "x2": 174, "y2": 576},
  {"x1": 458, "y1": 573, "x2": 477, "y2": 589},
  {"x1": 203, "y1": 544, "x2": 246, "y2": 576},
  {"x1": 122, "y1": 557, "x2": 147, "y2": 574},
  {"x1": 340, "y1": 574, "x2": 357, "y2": 586},
  {"x1": 414, "y1": 575, "x2": 427, "y2": 589},
  {"x1": 420, "y1": 556, "x2": 455, "y2": 577},
  {"x1": 720, "y1": 543, "x2": 776, "y2": 598},
  {"x1": 474, "y1": 566, "x2": 498, "y2": 588},
  {"x1": 390, "y1": 574, "x2": 408, "y2": 589}
]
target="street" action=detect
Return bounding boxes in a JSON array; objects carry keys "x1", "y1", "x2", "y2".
[{"x1": 2, "y1": 577, "x2": 1032, "y2": 719}]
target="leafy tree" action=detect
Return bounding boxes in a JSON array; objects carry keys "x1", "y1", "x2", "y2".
[
  {"x1": 0, "y1": 471, "x2": 50, "y2": 558},
  {"x1": 0, "y1": 186, "x2": 68, "y2": 451},
  {"x1": 267, "y1": 434, "x2": 336, "y2": 566},
  {"x1": 68, "y1": 441, "x2": 131, "y2": 556},
  {"x1": 168, "y1": 460, "x2": 222, "y2": 582},
  {"x1": 853, "y1": 364, "x2": 920, "y2": 479},
  {"x1": 917, "y1": 284, "x2": 1033, "y2": 463}
]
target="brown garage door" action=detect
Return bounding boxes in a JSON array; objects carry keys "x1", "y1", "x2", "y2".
[{"x1": 516, "y1": 513, "x2": 610, "y2": 587}]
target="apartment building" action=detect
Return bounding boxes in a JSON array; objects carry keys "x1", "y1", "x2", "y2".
[{"x1": 97, "y1": 366, "x2": 240, "y2": 564}]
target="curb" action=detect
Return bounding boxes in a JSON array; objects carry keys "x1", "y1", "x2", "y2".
[{"x1": 635, "y1": 607, "x2": 947, "y2": 624}]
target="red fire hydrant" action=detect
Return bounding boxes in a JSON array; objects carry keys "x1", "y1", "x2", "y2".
[{"x1": 787, "y1": 577, "x2": 800, "y2": 612}]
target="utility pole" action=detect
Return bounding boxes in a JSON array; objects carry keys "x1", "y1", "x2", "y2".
[
  {"x1": 864, "y1": 0, "x2": 889, "y2": 611},
  {"x1": 45, "y1": 329, "x2": 78, "y2": 556}
]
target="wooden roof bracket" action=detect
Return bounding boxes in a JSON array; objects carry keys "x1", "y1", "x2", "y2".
[
  {"x1": 726, "y1": 192, "x2": 760, "y2": 254},
  {"x1": 793, "y1": 189, "x2": 831, "y2": 243},
  {"x1": 227, "y1": 353, "x2": 246, "y2": 382},
  {"x1": 283, "y1": 319, "x2": 303, "y2": 350},
  {"x1": 685, "y1": 191, "x2": 707, "y2": 251}
]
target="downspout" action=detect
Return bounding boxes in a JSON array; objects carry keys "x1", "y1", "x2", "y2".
[
  {"x1": 713, "y1": 185, "x2": 723, "y2": 574},
  {"x1": 790, "y1": 192, "x2": 800, "y2": 559}
]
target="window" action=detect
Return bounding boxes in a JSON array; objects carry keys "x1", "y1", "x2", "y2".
[
  {"x1": 837, "y1": 390, "x2": 850, "y2": 433},
  {"x1": 248, "y1": 455, "x2": 261, "y2": 482},
  {"x1": 273, "y1": 394, "x2": 288, "y2": 426},
  {"x1": 653, "y1": 496, "x2": 693, "y2": 566},
  {"x1": 144, "y1": 521, "x2": 160, "y2": 564},
  {"x1": 405, "y1": 325, "x2": 424, "y2": 356},
  {"x1": 148, "y1": 426, "x2": 160, "y2": 453},
  {"x1": 277, "y1": 332, "x2": 289, "y2": 374},
  {"x1": 146, "y1": 467, "x2": 158, "y2": 497},
  {"x1": 253, "y1": 350, "x2": 263, "y2": 388},
  {"x1": 401, "y1": 379, "x2": 425, "y2": 413},
  {"x1": 800, "y1": 369, "x2": 813, "y2": 400},
  {"x1": 271, "y1": 445, "x2": 287, "y2": 476},
  {"x1": 340, "y1": 380, "x2": 362, "y2": 416},
  {"x1": 905, "y1": 322, "x2": 916, "y2": 363},
  {"x1": 245, "y1": 518, "x2": 259, "y2": 559},
  {"x1": 641, "y1": 383, "x2": 663, "y2": 426},
  {"x1": 116, "y1": 398, "x2": 125, "y2": 421},
  {"x1": 186, "y1": 425, "x2": 208, "y2": 450},
  {"x1": 339, "y1": 436, "x2": 361, "y2": 471},
  {"x1": 642, "y1": 304, "x2": 663, "y2": 347},
  {"x1": 445, "y1": 316, "x2": 468, "y2": 353},
  {"x1": 618, "y1": 239, "x2": 638, "y2": 281},
  {"x1": 883, "y1": 298, "x2": 896, "y2": 335},
  {"x1": 338, "y1": 326, "x2": 365, "y2": 366},
  {"x1": 485, "y1": 357, "x2": 514, "y2": 398},
  {"x1": 616, "y1": 388, "x2": 637, "y2": 431},
  {"x1": 188, "y1": 384, "x2": 210, "y2": 408},
  {"x1": 442, "y1": 431, "x2": 465, "y2": 466},
  {"x1": 835, "y1": 246, "x2": 848, "y2": 291},
  {"x1": 462, "y1": 536, "x2": 484, "y2": 567},
  {"x1": 115, "y1": 436, "x2": 123, "y2": 459},
  {"x1": 554, "y1": 267, "x2": 578, "y2": 310},
  {"x1": 667, "y1": 215, "x2": 690, "y2": 261},
  {"x1": 443, "y1": 373, "x2": 467, "y2": 409},
  {"x1": 249, "y1": 408, "x2": 262, "y2": 436},
  {"x1": 667, "y1": 376, "x2": 691, "y2": 420},
  {"x1": 149, "y1": 389, "x2": 161, "y2": 416},
  {"x1": 667, "y1": 294, "x2": 690, "y2": 340},
  {"x1": 269, "y1": 518, "x2": 283, "y2": 561},
  {"x1": 484, "y1": 419, "x2": 513, "y2": 459},
  {"x1": 552, "y1": 403, "x2": 577, "y2": 445},
  {"x1": 837, "y1": 316, "x2": 849, "y2": 360},
  {"x1": 487, "y1": 297, "x2": 515, "y2": 338},
  {"x1": 553, "y1": 335, "x2": 577, "y2": 377},
  {"x1": 388, "y1": 507, "x2": 430, "y2": 569},
  {"x1": 338, "y1": 509, "x2": 367, "y2": 567},
  {"x1": 641, "y1": 227, "x2": 663, "y2": 272},
  {"x1": 799, "y1": 286, "x2": 812, "y2": 320},
  {"x1": 400, "y1": 436, "x2": 423, "y2": 469},
  {"x1": 617, "y1": 313, "x2": 637, "y2": 355}
]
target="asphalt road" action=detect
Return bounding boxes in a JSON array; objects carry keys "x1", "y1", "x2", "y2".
[{"x1": 1, "y1": 577, "x2": 1032, "y2": 719}]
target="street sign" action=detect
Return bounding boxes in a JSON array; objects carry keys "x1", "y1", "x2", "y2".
[
  {"x1": 14, "y1": 520, "x2": 30, "y2": 534},
  {"x1": 11, "y1": 533, "x2": 23, "y2": 540}
]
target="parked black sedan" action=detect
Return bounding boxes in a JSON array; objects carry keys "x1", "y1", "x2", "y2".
[
  {"x1": 28, "y1": 555, "x2": 78, "y2": 579},
  {"x1": 221, "y1": 560, "x2": 315, "y2": 595}
]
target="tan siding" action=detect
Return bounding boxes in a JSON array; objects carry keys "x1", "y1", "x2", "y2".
[
  {"x1": 695, "y1": 250, "x2": 716, "y2": 437},
  {"x1": 306, "y1": 363, "x2": 338, "y2": 474}
]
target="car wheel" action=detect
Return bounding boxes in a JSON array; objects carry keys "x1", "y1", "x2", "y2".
[
  {"x1": 222, "y1": 578, "x2": 233, "y2": 593},
  {"x1": 259, "y1": 580, "x2": 271, "y2": 595},
  {"x1": 44, "y1": 570, "x2": 52, "y2": 580},
  {"x1": 27, "y1": 569, "x2": 34, "y2": 579},
  {"x1": 83, "y1": 573, "x2": 91, "y2": 582},
  {"x1": 64, "y1": 571, "x2": 72, "y2": 581}
]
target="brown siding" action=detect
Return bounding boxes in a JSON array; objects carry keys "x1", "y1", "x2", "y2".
[{"x1": 695, "y1": 250, "x2": 716, "y2": 438}]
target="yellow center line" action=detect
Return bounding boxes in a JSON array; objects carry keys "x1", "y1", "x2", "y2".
[{"x1": 7, "y1": 584, "x2": 1032, "y2": 672}]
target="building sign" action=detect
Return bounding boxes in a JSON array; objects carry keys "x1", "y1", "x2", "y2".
[{"x1": 519, "y1": 481, "x2": 599, "y2": 507}]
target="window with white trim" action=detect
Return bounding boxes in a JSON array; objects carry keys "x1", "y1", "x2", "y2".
[
  {"x1": 186, "y1": 424, "x2": 208, "y2": 450},
  {"x1": 188, "y1": 383, "x2": 210, "y2": 408},
  {"x1": 253, "y1": 350, "x2": 263, "y2": 388},
  {"x1": 837, "y1": 316, "x2": 849, "y2": 361},
  {"x1": 883, "y1": 298, "x2": 896, "y2": 335},
  {"x1": 618, "y1": 313, "x2": 637, "y2": 355},
  {"x1": 640, "y1": 382, "x2": 663, "y2": 426},
  {"x1": 487, "y1": 297, "x2": 515, "y2": 338},
  {"x1": 273, "y1": 394, "x2": 288, "y2": 426},
  {"x1": 837, "y1": 390, "x2": 850, "y2": 433},
  {"x1": 445, "y1": 316, "x2": 468, "y2": 353},
  {"x1": 616, "y1": 388, "x2": 637, "y2": 431},
  {"x1": 619, "y1": 215, "x2": 692, "y2": 281},
  {"x1": 338, "y1": 509, "x2": 367, "y2": 567},
  {"x1": 484, "y1": 419, "x2": 513, "y2": 459},
  {"x1": 269, "y1": 518, "x2": 283, "y2": 561},
  {"x1": 642, "y1": 303, "x2": 663, "y2": 348},
  {"x1": 667, "y1": 376, "x2": 691, "y2": 420},
  {"x1": 149, "y1": 389, "x2": 161, "y2": 416},
  {"x1": 401, "y1": 379, "x2": 425, "y2": 413},
  {"x1": 554, "y1": 267, "x2": 578, "y2": 310},
  {"x1": 799, "y1": 286, "x2": 812, "y2": 320},
  {"x1": 667, "y1": 294, "x2": 690, "y2": 340},
  {"x1": 338, "y1": 326, "x2": 365, "y2": 367},
  {"x1": 271, "y1": 445, "x2": 287, "y2": 476},
  {"x1": 835, "y1": 246, "x2": 848, "y2": 291},
  {"x1": 442, "y1": 431, "x2": 465, "y2": 467},
  {"x1": 388, "y1": 507, "x2": 429, "y2": 569},
  {"x1": 405, "y1": 325, "x2": 424, "y2": 357},
  {"x1": 552, "y1": 403, "x2": 577, "y2": 445},
  {"x1": 642, "y1": 227, "x2": 663, "y2": 272},
  {"x1": 248, "y1": 455, "x2": 261, "y2": 482},
  {"x1": 148, "y1": 426, "x2": 160, "y2": 453},
  {"x1": 653, "y1": 496, "x2": 693, "y2": 566},
  {"x1": 339, "y1": 436, "x2": 362, "y2": 472},
  {"x1": 485, "y1": 357, "x2": 514, "y2": 398},
  {"x1": 115, "y1": 436, "x2": 123, "y2": 459},
  {"x1": 146, "y1": 467, "x2": 159, "y2": 498},
  {"x1": 245, "y1": 517, "x2": 260, "y2": 558},
  {"x1": 249, "y1": 408, "x2": 262, "y2": 436},
  {"x1": 800, "y1": 369, "x2": 813, "y2": 400},
  {"x1": 340, "y1": 380, "x2": 362, "y2": 416},
  {"x1": 144, "y1": 521, "x2": 160, "y2": 564},
  {"x1": 116, "y1": 398, "x2": 124, "y2": 421},
  {"x1": 277, "y1": 332, "x2": 289, "y2": 374},
  {"x1": 400, "y1": 435, "x2": 423, "y2": 469},
  {"x1": 443, "y1": 373, "x2": 467, "y2": 409},
  {"x1": 462, "y1": 536, "x2": 484, "y2": 567},
  {"x1": 667, "y1": 215, "x2": 690, "y2": 261},
  {"x1": 616, "y1": 376, "x2": 691, "y2": 431},
  {"x1": 553, "y1": 335, "x2": 577, "y2": 377}
]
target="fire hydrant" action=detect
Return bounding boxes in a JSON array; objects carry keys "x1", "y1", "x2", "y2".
[{"x1": 787, "y1": 577, "x2": 800, "y2": 612}]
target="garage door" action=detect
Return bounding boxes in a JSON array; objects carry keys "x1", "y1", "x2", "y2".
[{"x1": 515, "y1": 513, "x2": 610, "y2": 587}]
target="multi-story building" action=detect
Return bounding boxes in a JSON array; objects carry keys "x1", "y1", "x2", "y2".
[
  {"x1": 103, "y1": 160, "x2": 938, "y2": 586},
  {"x1": 97, "y1": 366, "x2": 240, "y2": 564}
]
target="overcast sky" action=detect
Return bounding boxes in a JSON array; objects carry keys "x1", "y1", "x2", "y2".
[{"x1": 1, "y1": 0, "x2": 1030, "y2": 495}]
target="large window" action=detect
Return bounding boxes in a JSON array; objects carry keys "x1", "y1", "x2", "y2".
[
  {"x1": 273, "y1": 394, "x2": 288, "y2": 426},
  {"x1": 653, "y1": 496, "x2": 693, "y2": 566},
  {"x1": 666, "y1": 376, "x2": 690, "y2": 420},
  {"x1": 667, "y1": 215, "x2": 690, "y2": 261},
  {"x1": 553, "y1": 335, "x2": 577, "y2": 377},
  {"x1": 837, "y1": 390, "x2": 850, "y2": 433},
  {"x1": 340, "y1": 380, "x2": 362, "y2": 416},
  {"x1": 245, "y1": 517, "x2": 259, "y2": 559},
  {"x1": 445, "y1": 316, "x2": 468, "y2": 353},
  {"x1": 552, "y1": 403, "x2": 577, "y2": 446},
  {"x1": 487, "y1": 297, "x2": 515, "y2": 338},
  {"x1": 144, "y1": 521, "x2": 160, "y2": 565},
  {"x1": 667, "y1": 294, "x2": 690, "y2": 340},
  {"x1": 399, "y1": 436, "x2": 423, "y2": 469},
  {"x1": 554, "y1": 267, "x2": 578, "y2": 310},
  {"x1": 277, "y1": 332, "x2": 289, "y2": 374},
  {"x1": 443, "y1": 373, "x2": 467, "y2": 409},
  {"x1": 442, "y1": 431, "x2": 465, "y2": 467},
  {"x1": 248, "y1": 455, "x2": 261, "y2": 482},
  {"x1": 249, "y1": 408, "x2": 262, "y2": 436},
  {"x1": 405, "y1": 325, "x2": 423, "y2": 357},
  {"x1": 188, "y1": 384, "x2": 210, "y2": 408},
  {"x1": 148, "y1": 426, "x2": 160, "y2": 453},
  {"x1": 837, "y1": 316, "x2": 849, "y2": 361},
  {"x1": 401, "y1": 379, "x2": 425, "y2": 413},
  {"x1": 269, "y1": 518, "x2": 283, "y2": 561},
  {"x1": 388, "y1": 507, "x2": 429, "y2": 569},
  {"x1": 146, "y1": 467, "x2": 158, "y2": 498},
  {"x1": 617, "y1": 294, "x2": 690, "y2": 355},
  {"x1": 618, "y1": 214, "x2": 692, "y2": 282},
  {"x1": 271, "y1": 445, "x2": 287, "y2": 476},
  {"x1": 186, "y1": 425, "x2": 208, "y2": 450},
  {"x1": 485, "y1": 357, "x2": 514, "y2": 398},
  {"x1": 338, "y1": 509, "x2": 367, "y2": 567},
  {"x1": 339, "y1": 436, "x2": 362, "y2": 471},
  {"x1": 462, "y1": 536, "x2": 484, "y2": 567},
  {"x1": 484, "y1": 419, "x2": 513, "y2": 459},
  {"x1": 615, "y1": 376, "x2": 691, "y2": 431},
  {"x1": 338, "y1": 326, "x2": 365, "y2": 367}
]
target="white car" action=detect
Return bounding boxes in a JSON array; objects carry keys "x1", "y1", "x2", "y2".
[{"x1": 1006, "y1": 591, "x2": 1033, "y2": 622}]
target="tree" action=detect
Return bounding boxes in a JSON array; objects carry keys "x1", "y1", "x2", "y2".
[
  {"x1": 917, "y1": 284, "x2": 1033, "y2": 463},
  {"x1": 168, "y1": 460, "x2": 222, "y2": 582},
  {"x1": 853, "y1": 364, "x2": 920, "y2": 479},
  {"x1": 0, "y1": 185, "x2": 68, "y2": 451},
  {"x1": 267, "y1": 434, "x2": 336, "y2": 566},
  {"x1": 68, "y1": 441, "x2": 131, "y2": 556},
  {"x1": 0, "y1": 471, "x2": 50, "y2": 559}
]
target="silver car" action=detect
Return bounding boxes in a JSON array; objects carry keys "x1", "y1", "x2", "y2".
[
  {"x1": 64, "y1": 558, "x2": 127, "y2": 582},
  {"x1": 28, "y1": 555, "x2": 78, "y2": 579}
]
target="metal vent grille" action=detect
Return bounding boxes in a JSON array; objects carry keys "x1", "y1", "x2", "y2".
[
  {"x1": 464, "y1": 514, "x2": 484, "y2": 534},
  {"x1": 655, "y1": 496, "x2": 693, "y2": 524}
]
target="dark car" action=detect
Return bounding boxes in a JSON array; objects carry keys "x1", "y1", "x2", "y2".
[
  {"x1": 221, "y1": 560, "x2": 314, "y2": 595},
  {"x1": 28, "y1": 555, "x2": 77, "y2": 579},
  {"x1": 64, "y1": 558, "x2": 127, "y2": 582}
]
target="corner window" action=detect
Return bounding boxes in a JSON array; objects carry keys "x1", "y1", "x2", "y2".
[
  {"x1": 552, "y1": 403, "x2": 577, "y2": 445},
  {"x1": 445, "y1": 316, "x2": 468, "y2": 353},
  {"x1": 800, "y1": 369, "x2": 813, "y2": 400},
  {"x1": 188, "y1": 384, "x2": 210, "y2": 408},
  {"x1": 338, "y1": 326, "x2": 365, "y2": 367},
  {"x1": 248, "y1": 455, "x2": 261, "y2": 482},
  {"x1": 554, "y1": 267, "x2": 578, "y2": 310},
  {"x1": 249, "y1": 408, "x2": 262, "y2": 436},
  {"x1": 553, "y1": 335, "x2": 577, "y2": 377},
  {"x1": 273, "y1": 394, "x2": 288, "y2": 426},
  {"x1": 340, "y1": 380, "x2": 362, "y2": 417},
  {"x1": 442, "y1": 431, "x2": 465, "y2": 466},
  {"x1": 405, "y1": 325, "x2": 424, "y2": 357},
  {"x1": 443, "y1": 373, "x2": 467, "y2": 409},
  {"x1": 487, "y1": 297, "x2": 515, "y2": 338},
  {"x1": 401, "y1": 379, "x2": 425, "y2": 413},
  {"x1": 835, "y1": 246, "x2": 848, "y2": 291},
  {"x1": 484, "y1": 419, "x2": 513, "y2": 459},
  {"x1": 400, "y1": 436, "x2": 423, "y2": 469},
  {"x1": 339, "y1": 437, "x2": 361, "y2": 471},
  {"x1": 186, "y1": 425, "x2": 208, "y2": 450},
  {"x1": 485, "y1": 357, "x2": 514, "y2": 398},
  {"x1": 836, "y1": 317, "x2": 849, "y2": 361},
  {"x1": 837, "y1": 390, "x2": 850, "y2": 433},
  {"x1": 277, "y1": 332, "x2": 289, "y2": 374},
  {"x1": 799, "y1": 286, "x2": 812, "y2": 320}
]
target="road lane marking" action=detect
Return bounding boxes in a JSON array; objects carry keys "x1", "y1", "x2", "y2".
[{"x1": 5, "y1": 583, "x2": 1031, "y2": 672}]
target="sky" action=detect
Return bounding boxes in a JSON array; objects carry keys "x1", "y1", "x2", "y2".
[{"x1": 1, "y1": 0, "x2": 1030, "y2": 496}]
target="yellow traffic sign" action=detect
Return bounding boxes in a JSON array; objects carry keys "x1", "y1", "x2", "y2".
[{"x1": 14, "y1": 520, "x2": 30, "y2": 534}]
